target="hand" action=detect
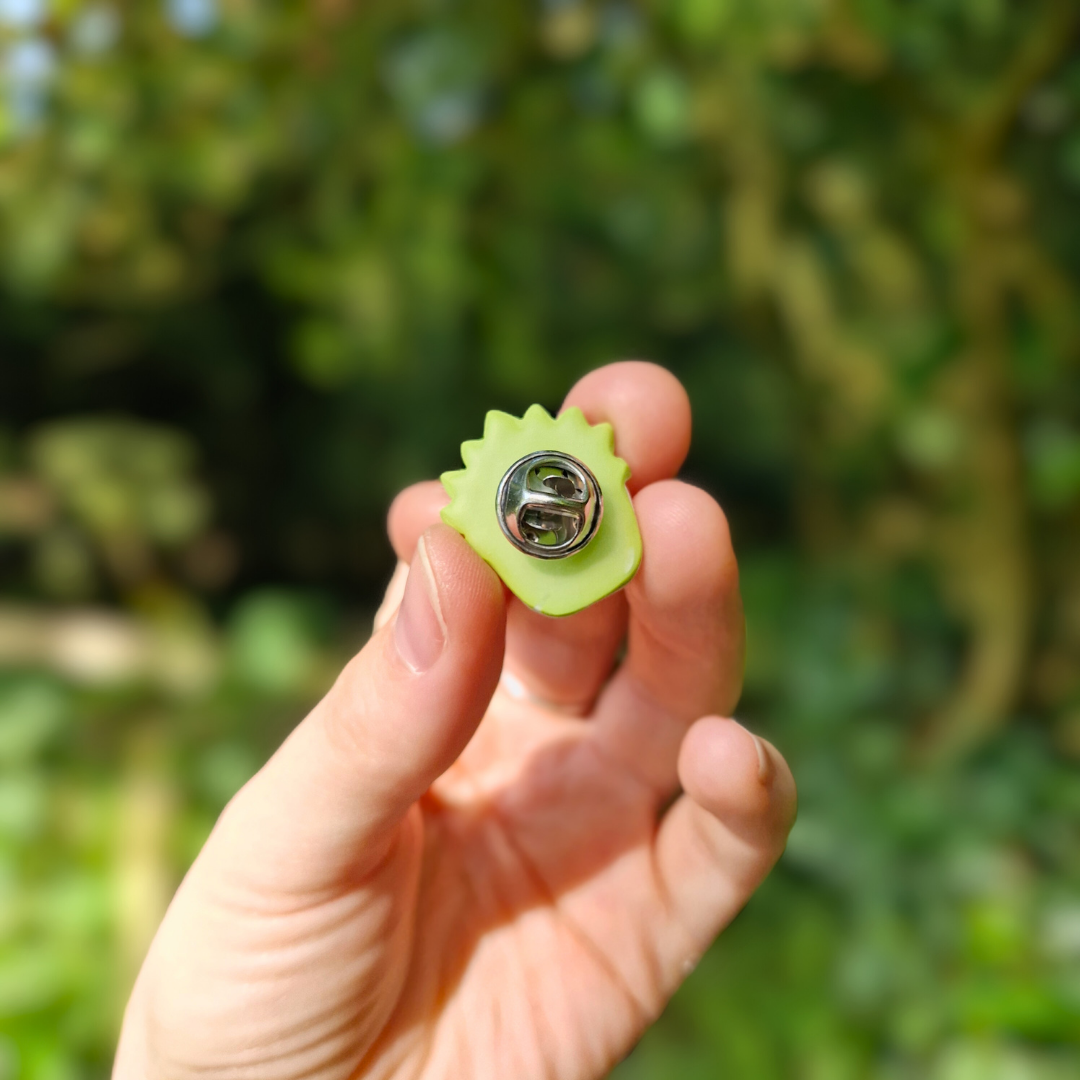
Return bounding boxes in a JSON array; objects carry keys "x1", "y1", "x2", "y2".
[{"x1": 113, "y1": 362, "x2": 797, "y2": 1080}]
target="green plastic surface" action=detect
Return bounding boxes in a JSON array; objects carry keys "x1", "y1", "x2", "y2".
[{"x1": 440, "y1": 405, "x2": 642, "y2": 617}]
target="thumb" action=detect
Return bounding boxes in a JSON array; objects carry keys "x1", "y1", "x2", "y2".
[{"x1": 202, "y1": 524, "x2": 505, "y2": 894}]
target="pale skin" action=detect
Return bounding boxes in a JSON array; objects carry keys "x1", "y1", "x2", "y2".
[{"x1": 113, "y1": 362, "x2": 797, "y2": 1080}]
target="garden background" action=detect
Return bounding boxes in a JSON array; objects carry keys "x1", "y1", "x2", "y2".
[{"x1": 1, "y1": 1, "x2": 1079, "y2": 1076}]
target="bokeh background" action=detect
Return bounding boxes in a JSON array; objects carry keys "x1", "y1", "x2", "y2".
[{"x1": 2, "y1": 0, "x2": 1080, "y2": 1076}]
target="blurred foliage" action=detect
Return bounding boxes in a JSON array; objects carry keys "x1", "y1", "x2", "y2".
[{"x1": 2, "y1": 0, "x2": 1080, "y2": 1076}]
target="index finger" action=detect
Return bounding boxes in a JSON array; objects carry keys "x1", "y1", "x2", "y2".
[{"x1": 561, "y1": 360, "x2": 692, "y2": 493}]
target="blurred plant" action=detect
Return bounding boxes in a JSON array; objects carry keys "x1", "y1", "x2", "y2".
[{"x1": 1, "y1": 0, "x2": 1079, "y2": 1077}]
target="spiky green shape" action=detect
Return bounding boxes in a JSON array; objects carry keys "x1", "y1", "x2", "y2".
[{"x1": 440, "y1": 405, "x2": 642, "y2": 617}]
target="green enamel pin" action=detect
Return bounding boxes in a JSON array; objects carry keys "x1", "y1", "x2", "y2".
[{"x1": 440, "y1": 405, "x2": 642, "y2": 617}]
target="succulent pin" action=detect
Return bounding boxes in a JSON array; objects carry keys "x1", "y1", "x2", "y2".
[{"x1": 440, "y1": 405, "x2": 642, "y2": 616}]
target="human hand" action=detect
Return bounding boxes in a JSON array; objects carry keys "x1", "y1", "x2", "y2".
[{"x1": 113, "y1": 361, "x2": 797, "y2": 1080}]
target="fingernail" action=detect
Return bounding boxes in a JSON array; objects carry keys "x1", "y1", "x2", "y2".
[
  {"x1": 751, "y1": 734, "x2": 772, "y2": 784},
  {"x1": 373, "y1": 560, "x2": 409, "y2": 632},
  {"x1": 394, "y1": 536, "x2": 447, "y2": 673}
]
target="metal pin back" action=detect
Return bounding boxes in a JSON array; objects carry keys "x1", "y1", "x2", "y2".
[{"x1": 496, "y1": 451, "x2": 602, "y2": 559}]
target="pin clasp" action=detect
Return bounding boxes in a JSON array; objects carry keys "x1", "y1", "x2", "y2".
[{"x1": 496, "y1": 451, "x2": 602, "y2": 559}]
